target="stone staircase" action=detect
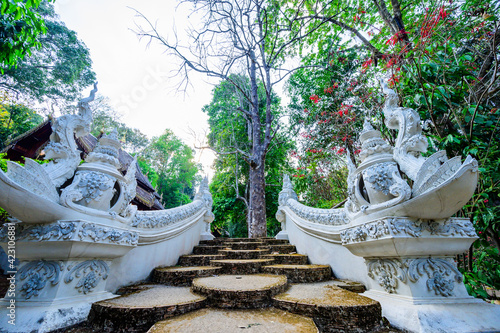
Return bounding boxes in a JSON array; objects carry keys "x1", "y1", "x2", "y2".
[{"x1": 85, "y1": 238, "x2": 389, "y2": 333}]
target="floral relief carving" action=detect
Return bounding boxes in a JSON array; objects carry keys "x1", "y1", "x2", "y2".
[
  {"x1": 364, "y1": 164, "x2": 394, "y2": 195},
  {"x1": 341, "y1": 218, "x2": 477, "y2": 245},
  {"x1": 78, "y1": 223, "x2": 138, "y2": 246},
  {"x1": 132, "y1": 200, "x2": 204, "y2": 228},
  {"x1": 77, "y1": 172, "x2": 115, "y2": 204},
  {"x1": 18, "y1": 261, "x2": 64, "y2": 299},
  {"x1": 64, "y1": 260, "x2": 109, "y2": 294},
  {"x1": 367, "y1": 259, "x2": 407, "y2": 293},
  {"x1": 1, "y1": 221, "x2": 77, "y2": 242},
  {"x1": 288, "y1": 199, "x2": 347, "y2": 226},
  {"x1": 407, "y1": 258, "x2": 462, "y2": 297}
]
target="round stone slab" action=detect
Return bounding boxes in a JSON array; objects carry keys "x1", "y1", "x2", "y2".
[
  {"x1": 262, "y1": 264, "x2": 332, "y2": 283},
  {"x1": 210, "y1": 259, "x2": 274, "y2": 274},
  {"x1": 191, "y1": 274, "x2": 288, "y2": 309},
  {"x1": 89, "y1": 285, "x2": 207, "y2": 332},
  {"x1": 153, "y1": 266, "x2": 222, "y2": 286},
  {"x1": 261, "y1": 253, "x2": 309, "y2": 265},
  {"x1": 147, "y1": 307, "x2": 318, "y2": 332},
  {"x1": 273, "y1": 282, "x2": 381, "y2": 332},
  {"x1": 218, "y1": 249, "x2": 271, "y2": 259}
]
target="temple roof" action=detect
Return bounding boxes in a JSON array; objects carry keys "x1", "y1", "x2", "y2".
[{"x1": 1, "y1": 119, "x2": 164, "y2": 211}]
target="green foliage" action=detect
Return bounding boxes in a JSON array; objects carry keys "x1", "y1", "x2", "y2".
[
  {"x1": 287, "y1": 42, "x2": 367, "y2": 206},
  {"x1": 461, "y1": 246, "x2": 500, "y2": 298},
  {"x1": 203, "y1": 75, "x2": 294, "y2": 237},
  {"x1": 1, "y1": 1, "x2": 96, "y2": 102},
  {"x1": 0, "y1": 0, "x2": 48, "y2": 68},
  {"x1": 90, "y1": 96, "x2": 149, "y2": 153},
  {"x1": 282, "y1": 0, "x2": 500, "y2": 296},
  {"x1": 0, "y1": 95, "x2": 43, "y2": 150},
  {"x1": 139, "y1": 129, "x2": 201, "y2": 209}
]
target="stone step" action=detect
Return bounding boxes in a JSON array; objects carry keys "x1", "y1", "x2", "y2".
[
  {"x1": 264, "y1": 244, "x2": 297, "y2": 253},
  {"x1": 224, "y1": 241, "x2": 266, "y2": 250},
  {"x1": 262, "y1": 264, "x2": 332, "y2": 283},
  {"x1": 191, "y1": 274, "x2": 288, "y2": 309},
  {"x1": 199, "y1": 239, "x2": 218, "y2": 246},
  {"x1": 152, "y1": 266, "x2": 222, "y2": 286},
  {"x1": 261, "y1": 253, "x2": 309, "y2": 265},
  {"x1": 210, "y1": 259, "x2": 275, "y2": 275},
  {"x1": 272, "y1": 281, "x2": 382, "y2": 332},
  {"x1": 216, "y1": 238, "x2": 263, "y2": 243},
  {"x1": 88, "y1": 284, "x2": 207, "y2": 332},
  {"x1": 147, "y1": 307, "x2": 319, "y2": 332},
  {"x1": 218, "y1": 249, "x2": 271, "y2": 259},
  {"x1": 330, "y1": 279, "x2": 367, "y2": 293},
  {"x1": 192, "y1": 245, "x2": 227, "y2": 255},
  {"x1": 261, "y1": 238, "x2": 290, "y2": 245},
  {"x1": 178, "y1": 254, "x2": 226, "y2": 266}
]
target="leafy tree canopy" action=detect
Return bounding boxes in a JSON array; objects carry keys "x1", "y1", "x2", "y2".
[
  {"x1": 203, "y1": 75, "x2": 294, "y2": 237},
  {"x1": 0, "y1": 93, "x2": 43, "y2": 150},
  {"x1": 0, "y1": 0, "x2": 96, "y2": 103},
  {"x1": 139, "y1": 129, "x2": 201, "y2": 209},
  {"x1": 281, "y1": 0, "x2": 499, "y2": 296},
  {"x1": 0, "y1": 0, "x2": 48, "y2": 68}
]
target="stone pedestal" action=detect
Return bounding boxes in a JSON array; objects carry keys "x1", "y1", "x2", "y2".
[
  {"x1": 0, "y1": 220, "x2": 138, "y2": 332},
  {"x1": 339, "y1": 216, "x2": 500, "y2": 332},
  {"x1": 363, "y1": 290, "x2": 500, "y2": 332}
]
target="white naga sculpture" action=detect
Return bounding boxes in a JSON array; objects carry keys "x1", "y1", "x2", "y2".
[
  {"x1": 0, "y1": 85, "x2": 214, "y2": 333},
  {"x1": 344, "y1": 81, "x2": 478, "y2": 224},
  {"x1": 276, "y1": 82, "x2": 499, "y2": 332}
]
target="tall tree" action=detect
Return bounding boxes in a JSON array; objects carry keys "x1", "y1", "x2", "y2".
[
  {"x1": 135, "y1": 0, "x2": 329, "y2": 237},
  {"x1": 139, "y1": 129, "x2": 201, "y2": 209},
  {"x1": 203, "y1": 76, "x2": 293, "y2": 237},
  {"x1": 0, "y1": 1, "x2": 95, "y2": 103},
  {"x1": 0, "y1": 0, "x2": 48, "y2": 68},
  {"x1": 0, "y1": 95, "x2": 43, "y2": 150}
]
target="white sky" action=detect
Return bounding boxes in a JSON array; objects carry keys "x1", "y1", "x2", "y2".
[{"x1": 54, "y1": 0, "x2": 217, "y2": 177}]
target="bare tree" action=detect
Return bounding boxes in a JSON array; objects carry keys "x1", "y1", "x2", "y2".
[{"x1": 133, "y1": 0, "x2": 333, "y2": 237}]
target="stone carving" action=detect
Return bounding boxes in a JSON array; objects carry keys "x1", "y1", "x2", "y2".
[
  {"x1": 132, "y1": 200, "x2": 205, "y2": 228},
  {"x1": 388, "y1": 218, "x2": 423, "y2": 237},
  {"x1": 44, "y1": 83, "x2": 98, "y2": 187},
  {"x1": 407, "y1": 258, "x2": 462, "y2": 297},
  {"x1": 60, "y1": 130, "x2": 137, "y2": 224},
  {"x1": 278, "y1": 174, "x2": 298, "y2": 206},
  {"x1": 367, "y1": 257, "x2": 462, "y2": 297},
  {"x1": 341, "y1": 217, "x2": 476, "y2": 245},
  {"x1": 0, "y1": 221, "x2": 76, "y2": 242},
  {"x1": 194, "y1": 176, "x2": 213, "y2": 210},
  {"x1": 0, "y1": 84, "x2": 138, "y2": 225},
  {"x1": 346, "y1": 119, "x2": 412, "y2": 219},
  {"x1": 64, "y1": 260, "x2": 109, "y2": 294},
  {"x1": 115, "y1": 161, "x2": 138, "y2": 219},
  {"x1": 288, "y1": 199, "x2": 347, "y2": 225},
  {"x1": 75, "y1": 172, "x2": 115, "y2": 205},
  {"x1": 133, "y1": 178, "x2": 214, "y2": 229},
  {"x1": 18, "y1": 261, "x2": 63, "y2": 299},
  {"x1": 367, "y1": 259, "x2": 407, "y2": 293},
  {"x1": 21, "y1": 221, "x2": 77, "y2": 241},
  {"x1": 5, "y1": 159, "x2": 59, "y2": 202},
  {"x1": 344, "y1": 83, "x2": 478, "y2": 222},
  {"x1": 78, "y1": 222, "x2": 139, "y2": 246}
]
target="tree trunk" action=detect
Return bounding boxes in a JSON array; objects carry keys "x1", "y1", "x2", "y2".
[
  {"x1": 246, "y1": 48, "x2": 268, "y2": 238},
  {"x1": 248, "y1": 156, "x2": 267, "y2": 238}
]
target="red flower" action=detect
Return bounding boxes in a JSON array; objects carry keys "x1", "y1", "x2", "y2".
[{"x1": 309, "y1": 95, "x2": 320, "y2": 104}]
